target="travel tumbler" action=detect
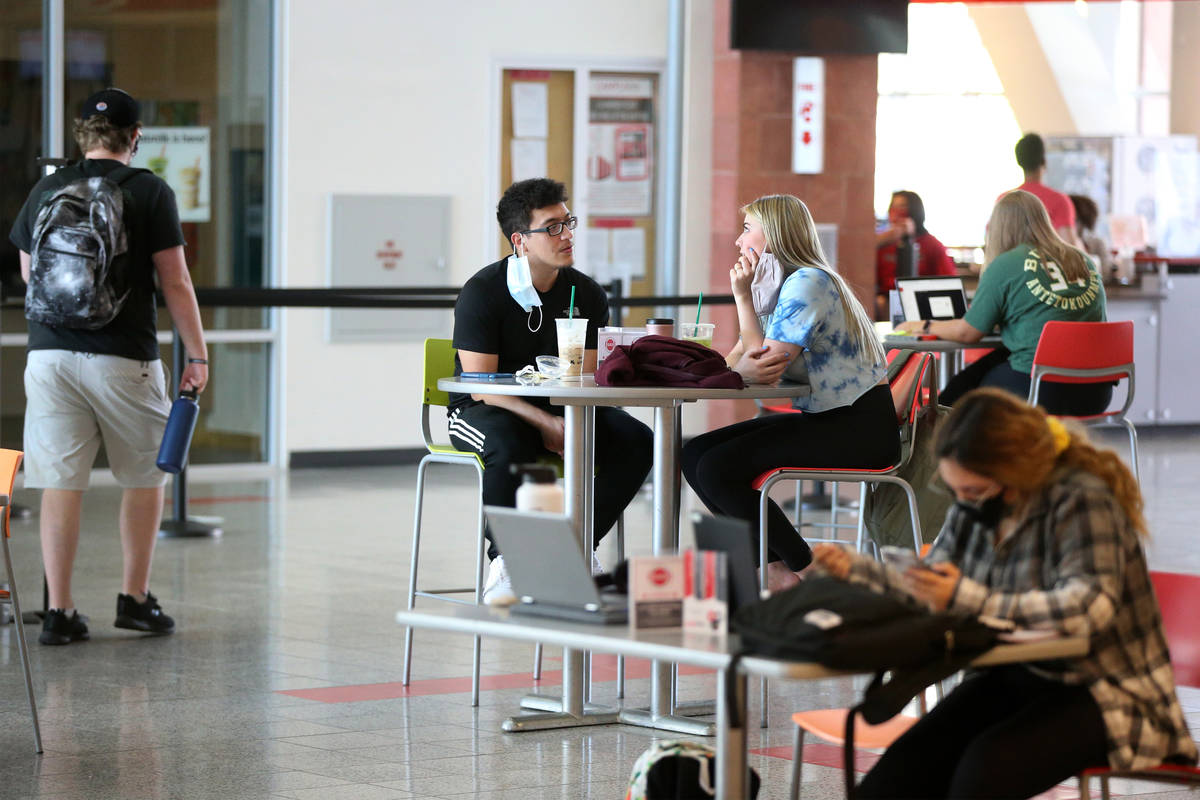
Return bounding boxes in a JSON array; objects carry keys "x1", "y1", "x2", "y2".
[{"x1": 156, "y1": 389, "x2": 199, "y2": 474}]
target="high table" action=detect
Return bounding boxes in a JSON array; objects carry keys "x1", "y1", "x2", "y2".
[
  {"x1": 880, "y1": 330, "x2": 1004, "y2": 390},
  {"x1": 435, "y1": 376, "x2": 811, "y2": 735},
  {"x1": 395, "y1": 604, "x2": 1089, "y2": 800}
]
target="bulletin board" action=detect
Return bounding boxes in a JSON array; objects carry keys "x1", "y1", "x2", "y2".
[
  {"x1": 498, "y1": 69, "x2": 575, "y2": 257},
  {"x1": 496, "y1": 67, "x2": 662, "y2": 327}
]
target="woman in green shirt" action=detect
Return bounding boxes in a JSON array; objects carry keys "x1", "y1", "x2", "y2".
[{"x1": 896, "y1": 190, "x2": 1111, "y2": 415}]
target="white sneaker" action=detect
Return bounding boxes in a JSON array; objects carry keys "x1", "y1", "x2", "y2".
[
  {"x1": 483, "y1": 556, "x2": 517, "y2": 606},
  {"x1": 591, "y1": 552, "x2": 605, "y2": 577}
]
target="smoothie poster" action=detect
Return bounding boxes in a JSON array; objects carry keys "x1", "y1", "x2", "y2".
[{"x1": 132, "y1": 127, "x2": 211, "y2": 223}]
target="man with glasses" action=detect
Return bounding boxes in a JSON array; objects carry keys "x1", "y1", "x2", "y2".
[{"x1": 448, "y1": 178, "x2": 652, "y2": 605}]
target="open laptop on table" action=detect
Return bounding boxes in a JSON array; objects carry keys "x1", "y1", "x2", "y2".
[
  {"x1": 894, "y1": 275, "x2": 968, "y2": 327},
  {"x1": 485, "y1": 506, "x2": 628, "y2": 624}
]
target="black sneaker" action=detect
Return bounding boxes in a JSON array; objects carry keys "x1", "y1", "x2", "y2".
[
  {"x1": 114, "y1": 592, "x2": 175, "y2": 635},
  {"x1": 39, "y1": 609, "x2": 90, "y2": 646}
]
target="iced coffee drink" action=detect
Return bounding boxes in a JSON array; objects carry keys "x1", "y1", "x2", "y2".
[{"x1": 555, "y1": 318, "x2": 588, "y2": 378}]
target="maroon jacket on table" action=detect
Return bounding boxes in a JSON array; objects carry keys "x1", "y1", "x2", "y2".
[{"x1": 595, "y1": 334, "x2": 745, "y2": 389}]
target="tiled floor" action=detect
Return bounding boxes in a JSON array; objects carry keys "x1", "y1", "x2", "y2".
[{"x1": 0, "y1": 426, "x2": 1197, "y2": 799}]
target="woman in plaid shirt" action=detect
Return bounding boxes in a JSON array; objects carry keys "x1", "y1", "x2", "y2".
[{"x1": 815, "y1": 389, "x2": 1197, "y2": 799}]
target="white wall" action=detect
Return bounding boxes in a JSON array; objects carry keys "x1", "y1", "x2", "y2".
[{"x1": 282, "y1": 0, "x2": 715, "y2": 455}]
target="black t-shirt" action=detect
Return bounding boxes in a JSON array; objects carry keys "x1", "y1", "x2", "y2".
[
  {"x1": 450, "y1": 259, "x2": 609, "y2": 412},
  {"x1": 9, "y1": 159, "x2": 186, "y2": 361}
]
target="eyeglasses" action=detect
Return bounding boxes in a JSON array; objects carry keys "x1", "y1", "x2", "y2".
[{"x1": 521, "y1": 216, "x2": 578, "y2": 237}]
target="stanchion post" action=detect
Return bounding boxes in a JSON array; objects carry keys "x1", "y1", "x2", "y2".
[
  {"x1": 158, "y1": 330, "x2": 222, "y2": 538},
  {"x1": 607, "y1": 279, "x2": 624, "y2": 328}
]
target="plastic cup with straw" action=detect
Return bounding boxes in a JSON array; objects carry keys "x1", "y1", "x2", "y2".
[
  {"x1": 682, "y1": 291, "x2": 714, "y2": 348},
  {"x1": 556, "y1": 285, "x2": 587, "y2": 377}
]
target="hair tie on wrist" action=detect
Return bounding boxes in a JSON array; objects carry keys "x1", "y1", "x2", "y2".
[
  {"x1": 1046, "y1": 416, "x2": 1070, "y2": 455},
  {"x1": 187, "y1": 358, "x2": 208, "y2": 365}
]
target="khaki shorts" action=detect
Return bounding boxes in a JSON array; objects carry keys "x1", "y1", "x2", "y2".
[{"x1": 24, "y1": 350, "x2": 172, "y2": 490}]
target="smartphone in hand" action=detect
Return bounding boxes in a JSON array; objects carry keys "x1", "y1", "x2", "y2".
[{"x1": 880, "y1": 546, "x2": 929, "y2": 572}]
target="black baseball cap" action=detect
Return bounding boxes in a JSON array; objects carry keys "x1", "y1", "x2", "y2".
[{"x1": 80, "y1": 88, "x2": 140, "y2": 128}]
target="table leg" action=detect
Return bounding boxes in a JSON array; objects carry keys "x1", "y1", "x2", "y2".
[
  {"x1": 716, "y1": 668, "x2": 749, "y2": 800},
  {"x1": 506, "y1": 403, "x2": 616, "y2": 731},
  {"x1": 619, "y1": 403, "x2": 715, "y2": 737}
]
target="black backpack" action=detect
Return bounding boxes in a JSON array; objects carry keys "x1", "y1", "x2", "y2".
[
  {"x1": 729, "y1": 576, "x2": 998, "y2": 798},
  {"x1": 25, "y1": 165, "x2": 145, "y2": 329}
]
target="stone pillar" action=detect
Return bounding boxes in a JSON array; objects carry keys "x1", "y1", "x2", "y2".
[{"x1": 708, "y1": 0, "x2": 879, "y2": 429}]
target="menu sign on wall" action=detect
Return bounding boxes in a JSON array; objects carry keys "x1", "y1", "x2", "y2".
[{"x1": 131, "y1": 127, "x2": 211, "y2": 223}]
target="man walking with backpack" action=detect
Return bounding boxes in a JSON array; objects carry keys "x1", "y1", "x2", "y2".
[{"x1": 8, "y1": 88, "x2": 208, "y2": 645}]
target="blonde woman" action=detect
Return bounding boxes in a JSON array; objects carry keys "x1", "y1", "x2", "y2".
[
  {"x1": 815, "y1": 389, "x2": 1197, "y2": 799},
  {"x1": 681, "y1": 195, "x2": 895, "y2": 589},
  {"x1": 896, "y1": 190, "x2": 1109, "y2": 414}
]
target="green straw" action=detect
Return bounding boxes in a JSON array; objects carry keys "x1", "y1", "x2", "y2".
[
  {"x1": 569, "y1": 286, "x2": 576, "y2": 320},
  {"x1": 695, "y1": 291, "x2": 703, "y2": 325}
]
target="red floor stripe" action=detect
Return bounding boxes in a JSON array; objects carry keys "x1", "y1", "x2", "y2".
[
  {"x1": 752, "y1": 743, "x2": 879, "y2": 772},
  {"x1": 277, "y1": 657, "x2": 715, "y2": 704},
  {"x1": 166, "y1": 495, "x2": 269, "y2": 505},
  {"x1": 281, "y1": 670, "x2": 565, "y2": 703}
]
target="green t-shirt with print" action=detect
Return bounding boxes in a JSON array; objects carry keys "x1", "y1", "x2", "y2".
[{"x1": 964, "y1": 244, "x2": 1106, "y2": 374}]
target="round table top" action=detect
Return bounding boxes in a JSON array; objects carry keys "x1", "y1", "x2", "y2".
[{"x1": 438, "y1": 375, "x2": 810, "y2": 404}]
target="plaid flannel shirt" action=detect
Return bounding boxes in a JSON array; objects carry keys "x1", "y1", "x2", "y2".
[{"x1": 849, "y1": 467, "x2": 1198, "y2": 770}]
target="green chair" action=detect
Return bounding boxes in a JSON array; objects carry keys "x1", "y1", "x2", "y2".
[{"x1": 401, "y1": 338, "x2": 492, "y2": 706}]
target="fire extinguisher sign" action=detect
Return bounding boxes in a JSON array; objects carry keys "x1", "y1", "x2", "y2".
[{"x1": 792, "y1": 57, "x2": 824, "y2": 175}]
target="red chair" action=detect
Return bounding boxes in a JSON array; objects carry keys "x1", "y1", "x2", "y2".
[
  {"x1": 1029, "y1": 321, "x2": 1139, "y2": 482},
  {"x1": 1078, "y1": 571, "x2": 1200, "y2": 798},
  {"x1": 750, "y1": 351, "x2": 937, "y2": 727}
]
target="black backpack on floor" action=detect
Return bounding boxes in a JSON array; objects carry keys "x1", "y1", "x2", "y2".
[{"x1": 729, "y1": 576, "x2": 998, "y2": 798}]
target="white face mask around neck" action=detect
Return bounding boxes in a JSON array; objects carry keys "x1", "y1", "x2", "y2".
[{"x1": 506, "y1": 240, "x2": 543, "y2": 332}]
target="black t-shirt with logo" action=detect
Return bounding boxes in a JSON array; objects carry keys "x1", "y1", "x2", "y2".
[
  {"x1": 9, "y1": 158, "x2": 186, "y2": 361},
  {"x1": 450, "y1": 258, "x2": 608, "y2": 413}
]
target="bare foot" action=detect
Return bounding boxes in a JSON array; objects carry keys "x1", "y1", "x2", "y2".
[{"x1": 764, "y1": 560, "x2": 801, "y2": 593}]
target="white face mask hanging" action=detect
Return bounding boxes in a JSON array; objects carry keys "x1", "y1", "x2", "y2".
[{"x1": 506, "y1": 239, "x2": 543, "y2": 332}]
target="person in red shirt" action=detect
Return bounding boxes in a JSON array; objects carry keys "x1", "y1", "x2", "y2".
[
  {"x1": 875, "y1": 190, "x2": 957, "y2": 319},
  {"x1": 1006, "y1": 133, "x2": 1081, "y2": 247}
]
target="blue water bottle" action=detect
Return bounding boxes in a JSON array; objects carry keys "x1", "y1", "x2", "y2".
[{"x1": 156, "y1": 389, "x2": 199, "y2": 474}]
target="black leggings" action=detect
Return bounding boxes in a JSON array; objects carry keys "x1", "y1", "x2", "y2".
[
  {"x1": 447, "y1": 403, "x2": 652, "y2": 561},
  {"x1": 940, "y1": 347, "x2": 1113, "y2": 416},
  {"x1": 680, "y1": 385, "x2": 899, "y2": 571},
  {"x1": 857, "y1": 666, "x2": 1109, "y2": 800}
]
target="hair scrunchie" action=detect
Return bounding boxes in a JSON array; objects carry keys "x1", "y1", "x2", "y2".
[{"x1": 1046, "y1": 416, "x2": 1071, "y2": 455}]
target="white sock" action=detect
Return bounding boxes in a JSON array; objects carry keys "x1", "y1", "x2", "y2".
[{"x1": 51, "y1": 607, "x2": 75, "y2": 617}]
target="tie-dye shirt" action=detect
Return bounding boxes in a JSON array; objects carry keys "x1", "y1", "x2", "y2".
[{"x1": 763, "y1": 267, "x2": 886, "y2": 413}]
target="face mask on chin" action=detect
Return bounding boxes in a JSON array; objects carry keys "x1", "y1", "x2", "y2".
[
  {"x1": 506, "y1": 245, "x2": 543, "y2": 332},
  {"x1": 954, "y1": 492, "x2": 1009, "y2": 529}
]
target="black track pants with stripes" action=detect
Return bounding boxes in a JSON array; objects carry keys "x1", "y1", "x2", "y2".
[{"x1": 447, "y1": 403, "x2": 652, "y2": 561}]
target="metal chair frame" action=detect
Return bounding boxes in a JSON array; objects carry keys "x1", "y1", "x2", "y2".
[
  {"x1": 752, "y1": 351, "x2": 936, "y2": 727},
  {"x1": 0, "y1": 449, "x2": 42, "y2": 753}
]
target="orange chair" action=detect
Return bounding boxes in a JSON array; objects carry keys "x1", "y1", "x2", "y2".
[
  {"x1": 1029, "y1": 320, "x2": 1139, "y2": 482},
  {"x1": 751, "y1": 352, "x2": 937, "y2": 727},
  {"x1": 1078, "y1": 571, "x2": 1200, "y2": 798},
  {"x1": 0, "y1": 449, "x2": 42, "y2": 753},
  {"x1": 785, "y1": 542, "x2": 934, "y2": 800}
]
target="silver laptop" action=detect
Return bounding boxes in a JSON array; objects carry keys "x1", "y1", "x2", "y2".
[
  {"x1": 896, "y1": 275, "x2": 968, "y2": 323},
  {"x1": 485, "y1": 506, "x2": 628, "y2": 624}
]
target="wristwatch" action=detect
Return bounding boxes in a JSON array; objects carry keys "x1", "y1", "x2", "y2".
[{"x1": 922, "y1": 319, "x2": 932, "y2": 334}]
